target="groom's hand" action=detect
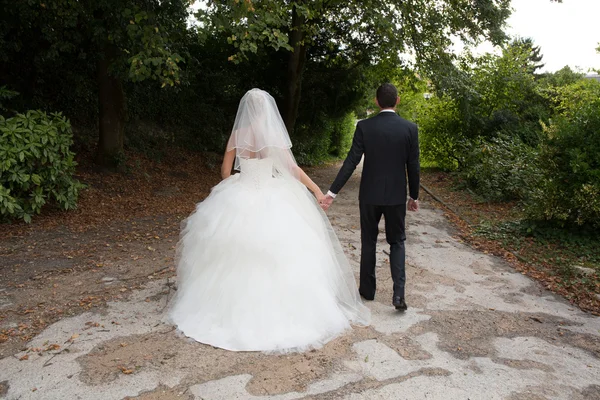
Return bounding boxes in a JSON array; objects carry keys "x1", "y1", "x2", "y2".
[
  {"x1": 408, "y1": 198, "x2": 419, "y2": 212},
  {"x1": 320, "y1": 194, "x2": 334, "y2": 211}
]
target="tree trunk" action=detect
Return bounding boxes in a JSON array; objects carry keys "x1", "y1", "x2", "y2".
[
  {"x1": 283, "y1": 6, "x2": 308, "y2": 136},
  {"x1": 95, "y1": 44, "x2": 125, "y2": 168}
]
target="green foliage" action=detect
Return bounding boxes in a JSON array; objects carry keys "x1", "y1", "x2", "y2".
[
  {"x1": 539, "y1": 66, "x2": 584, "y2": 89},
  {"x1": 0, "y1": 0, "x2": 190, "y2": 165},
  {"x1": 509, "y1": 37, "x2": 545, "y2": 73},
  {"x1": 328, "y1": 113, "x2": 356, "y2": 158},
  {"x1": 0, "y1": 111, "x2": 85, "y2": 222},
  {"x1": 0, "y1": 0, "x2": 188, "y2": 87},
  {"x1": 122, "y1": 5, "x2": 187, "y2": 87},
  {"x1": 460, "y1": 135, "x2": 542, "y2": 201},
  {"x1": 199, "y1": 0, "x2": 511, "y2": 138},
  {"x1": 394, "y1": 77, "x2": 429, "y2": 121},
  {"x1": 525, "y1": 87, "x2": 600, "y2": 228},
  {"x1": 0, "y1": 86, "x2": 18, "y2": 112},
  {"x1": 415, "y1": 95, "x2": 463, "y2": 170},
  {"x1": 551, "y1": 78, "x2": 600, "y2": 117},
  {"x1": 200, "y1": 0, "x2": 510, "y2": 68},
  {"x1": 293, "y1": 116, "x2": 333, "y2": 166},
  {"x1": 412, "y1": 41, "x2": 551, "y2": 172},
  {"x1": 409, "y1": 37, "x2": 599, "y2": 228},
  {"x1": 292, "y1": 111, "x2": 357, "y2": 166},
  {"x1": 462, "y1": 44, "x2": 547, "y2": 146}
]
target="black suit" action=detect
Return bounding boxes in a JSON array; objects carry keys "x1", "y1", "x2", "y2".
[{"x1": 330, "y1": 111, "x2": 420, "y2": 300}]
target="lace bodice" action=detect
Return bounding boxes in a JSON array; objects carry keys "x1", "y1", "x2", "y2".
[{"x1": 238, "y1": 158, "x2": 274, "y2": 189}]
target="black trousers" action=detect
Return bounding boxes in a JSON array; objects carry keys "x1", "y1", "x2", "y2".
[{"x1": 359, "y1": 202, "x2": 407, "y2": 300}]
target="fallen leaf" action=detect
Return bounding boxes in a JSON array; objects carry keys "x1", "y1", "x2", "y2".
[{"x1": 120, "y1": 366, "x2": 135, "y2": 374}]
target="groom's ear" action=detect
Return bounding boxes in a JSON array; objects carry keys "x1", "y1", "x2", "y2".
[
  {"x1": 395, "y1": 96, "x2": 400, "y2": 106},
  {"x1": 374, "y1": 97, "x2": 380, "y2": 108}
]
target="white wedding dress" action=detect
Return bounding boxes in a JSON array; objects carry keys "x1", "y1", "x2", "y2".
[{"x1": 168, "y1": 157, "x2": 370, "y2": 353}]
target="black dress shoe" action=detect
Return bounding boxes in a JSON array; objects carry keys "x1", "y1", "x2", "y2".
[
  {"x1": 393, "y1": 296, "x2": 407, "y2": 311},
  {"x1": 359, "y1": 290, "x2": 374, "y2": 301}
]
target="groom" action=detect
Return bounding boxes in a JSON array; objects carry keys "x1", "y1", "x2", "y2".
[{"x1": 320, "y1": 83, "x2": 420, "y2": 311}]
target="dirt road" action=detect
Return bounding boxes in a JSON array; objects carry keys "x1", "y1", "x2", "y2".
[{"x1": 1, "y1": 163, "x2": 599, "y2": 399}]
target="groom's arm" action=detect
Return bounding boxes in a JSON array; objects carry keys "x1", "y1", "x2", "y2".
[
  {"x1": 406, "y1": 125, "x2": 420, "y2": 200},
  {"x1": 329, "y1": 123, "x2": 365, "y2": 196}
]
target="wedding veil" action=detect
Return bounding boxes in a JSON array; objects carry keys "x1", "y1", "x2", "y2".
[
  {"x1": 224, "y1": 88, "x2": 371, "y2": 327},
  {"x1": 227, "y1": 88, "x2": 300, "y2": 180}
]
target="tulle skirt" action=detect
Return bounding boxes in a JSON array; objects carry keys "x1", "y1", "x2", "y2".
[{"x1": 167, "y1": 174, "x2": 370, "y2": 353}]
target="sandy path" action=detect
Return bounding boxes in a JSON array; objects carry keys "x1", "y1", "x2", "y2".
[{"x1": 1, "y1": 162, "x2": 599, "y2": 400}]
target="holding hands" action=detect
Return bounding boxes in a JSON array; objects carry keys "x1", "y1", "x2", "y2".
[{"x1": 319, "y1": 193, "x2": 335, "y2": 211}]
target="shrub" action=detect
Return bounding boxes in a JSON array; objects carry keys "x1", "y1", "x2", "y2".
[
  {"x1": 415, "y1": 96, "x2": 464, "y2": 170},
  {"x1": 460, "y1": 135, "x2": 542, "y2": 202},
  {"x1": 328, "y1": 112, "x2": 356, "y2": 158},
  {"x1": 525, "y1": 97, "x2": 600, "y2": 228},
  {"x1": 292, "y1": 111, "x2": 358, "y2": 165},
  {"x1": 0, "y1": 110, "x2": 85, "y2": 222},
  {"x1": 293, "y1": 115, "x2": 333, "y2": 166},
  {"x1": 0, "y1": 86, "x2": 19, "y2": 112}
]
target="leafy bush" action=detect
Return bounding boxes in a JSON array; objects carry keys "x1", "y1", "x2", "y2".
[
  {"x1": 415, "y1": 42, "x2": 551, "y2": 172},
  {"x1": 525, "y1": 96, "x2": 600, "y2": 228},
  {"x1": 293, "y1": 114, "x2": 333, "y2": 166},
  {"x1": 292, "y1": 111, "x2": 358, "y2": 165},
  {"x1": 415, "y1": 96, "x2": 464, "y2": 170},
  {"x1": 328, "y1": 112, "x2": 356, "y2": 158},
  {"x1": 0, "y1": 111, "x2": 85, "y2": 222},
  {"x1": 460, "y1": 135, "x2": 542, "y2": 201},
  {"x1": 0, "y1": 86, "x2": 19, "y2": 112}
]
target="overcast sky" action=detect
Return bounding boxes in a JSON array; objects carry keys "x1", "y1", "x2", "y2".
[{"x1": 473, "y1": 0, "x2": 600, "y2": 73}]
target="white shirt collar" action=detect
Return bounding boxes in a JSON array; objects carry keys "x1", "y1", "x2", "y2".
[{"x1": 379, "y1": 109, "x2": 396, "y2": 113}]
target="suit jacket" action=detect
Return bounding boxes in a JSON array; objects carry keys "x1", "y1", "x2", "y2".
[{"x1": 330, "y1": 111, "x2": 420, "y2": 205}]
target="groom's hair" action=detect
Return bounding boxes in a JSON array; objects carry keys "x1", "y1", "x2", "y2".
[{"x1": 376, "y1": 83, "x2": 398, "y2": 108}]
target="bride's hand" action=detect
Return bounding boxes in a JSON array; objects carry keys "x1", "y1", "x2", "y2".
[{"x1": 316, "y1": 190, "x2": 326, "y2": 204}]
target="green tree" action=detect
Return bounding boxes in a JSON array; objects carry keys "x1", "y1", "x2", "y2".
[
  {"x1": 527, "y1": 82, "x2": 600, "y2": 228},
  {"x1": 412, "y1": 41, "x2": 551, "y2": 173},
  {"x1": 197, "y1": 0, "x2": 511, "y2": 135},
  {"x1": 443, "y1": 43, "x2": 547, "y2": 146},
  {"x1": 0, "y1": 0, "x2": 190, "y2": 167},
  {"x1": 510, "y1": 37, "x2": 545, "y2": 73}
]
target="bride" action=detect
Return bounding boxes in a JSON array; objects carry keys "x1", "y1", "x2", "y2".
[{"x1": 168, "y1": 88, "x2": 370, "y2": 353}]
